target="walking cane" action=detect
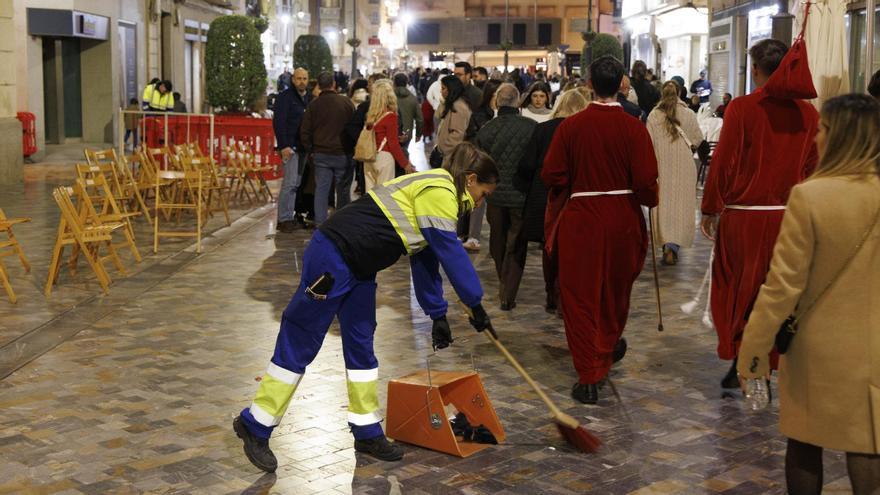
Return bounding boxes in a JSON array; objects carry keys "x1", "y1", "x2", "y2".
[{"x1": 648, "y1": 208, "x2": 664, "y2": 332}]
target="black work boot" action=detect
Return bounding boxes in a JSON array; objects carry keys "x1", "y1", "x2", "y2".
[
  {"x1": 721, "y1": 358, "x2": 740, "y2": 389},
  {"x1": 354, "y1": 436, "x2": 405, "y2": 461},
  {"x1": 233, "y1": 415, "x2": 278, "y2": 473},
  {"x1": 613, "y1": 338, "x2": 628, "y2": 364},
  {"x1": 572, "y1": 383, "x2": 599, "y2": 405}
]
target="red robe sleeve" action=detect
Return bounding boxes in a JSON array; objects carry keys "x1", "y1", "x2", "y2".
[
  {"x1": 701, "y1": 99, "x2": 743, "y2": 215},
  {"x1": 631, "y1": 122, "x2": 659, "y2": 207}
]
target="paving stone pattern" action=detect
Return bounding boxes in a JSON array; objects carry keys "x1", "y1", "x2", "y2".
[{"x1": 0, "y1": 183, "x2": 855, "y2": 494}]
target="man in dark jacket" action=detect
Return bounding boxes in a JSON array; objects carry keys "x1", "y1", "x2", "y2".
[
  {"x1": 301, "y1": 72, "x2": 356, "y2": 225},
  {"x1": 475, "y1": 83, "x2": 536, "y2": 311},
  {"x1": 454, "y1": 61, "x2": 483, "y2": 111},
  {"x1": 273, "y1": 67, "x2": 310, "y2": 233},
  {"x1": 394, "y1": 73, "x2": 423, "y2": 159},
  {"x1": 617, "y1": 75, "x2": 645, "y2": 121}
]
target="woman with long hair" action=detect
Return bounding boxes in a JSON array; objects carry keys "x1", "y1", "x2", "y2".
[
  {"x1": 631, "y1": 60, "x2": 660, "y2": 115},
  {"x1": 362, "y1": 80, "x2": 413, "y2": 191},
  {"x1": 737, "y1": 94, "x2": 880, "y2": 494},
  {"x1": 234, "y1": 141, "x2": 499, "y2": 471},
  {"x1": 646, "y1": 80, "x2": 704, "y2": 265},
  {"x1": 432, "y1": 75, "x2": 471, "y2": 168},
  {"x1": 516, "y1": 89, "x2": 590, "y2": 313},
  {"x1": 520, "y1": 82, "x2": 553, "y2": 123}
]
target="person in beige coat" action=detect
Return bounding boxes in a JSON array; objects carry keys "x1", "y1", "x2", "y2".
[
  {"x1": 737, "y1": 93, "x2": 880, "y2": 494},
  {"x1": 434, "y1": 75, "x2": 472, "y2": 165},
  {"x1": 647, "y1": 81, "x2": 704, "y2": 265}
]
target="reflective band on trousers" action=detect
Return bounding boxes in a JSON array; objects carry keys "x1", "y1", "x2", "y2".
[
  {"x1": 346, "y1": 368, "x2": 381, "y2": 425},
  {"x1": 369, "y1": 172, "x2": 454, "y2": 253},
  {"x1": 250, "y1": 363, "x2": 304, "y2": 427},
  {"x1": 570, "y1": 189, "x2": 633, "y2": 199},
  {"x1": 725, "y1": 205, "x2": 786, "y2": 211}
]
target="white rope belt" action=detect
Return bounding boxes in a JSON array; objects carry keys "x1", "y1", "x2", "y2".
[
  {"x1": 570, "y1": 189, "x2": 633, "y2": 199},
  {"x1": 725, "y1": 205, "x2": 786, "y2": 211}
]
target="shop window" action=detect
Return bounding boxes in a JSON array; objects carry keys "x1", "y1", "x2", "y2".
[
  {"x1": 847, "y1": 7, "x2": 880, "y2": 92},
  {"x1": 488, "y1": 23, "x2": 501, "y2": 45},
  {"x1": 538, "y1": 23, "x2": 552, "y2": 46},
  {"x1": 512, "y1": 23, "x2": 526, "y2": 45}
]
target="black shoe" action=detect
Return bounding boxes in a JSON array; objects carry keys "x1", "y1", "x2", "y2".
[
  {"x1": 500, "y1": 301, "x2": 517, "y2": 311},
  {"x1": 571, "y1": 383, "x2": 598, "y2": 405},
  {"x1": 721, "y1": 358, "x2": 740, "y2": 389},
  {"x1": 277, "y1": 220, "x2": 301, "y2": 233},
  {"x1": 233, "y1": 416, "x2": 278, "y2": 473},
  {"x1": 613, "y1": 338, "x2": 628, "y2": 364},
  {"x1": 353, "y1": 436, "x2": 404, "y2": 461}
]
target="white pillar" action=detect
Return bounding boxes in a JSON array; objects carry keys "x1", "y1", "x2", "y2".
[{"x1": 0, "y1": 0, "x2": 22, "y2": 184}]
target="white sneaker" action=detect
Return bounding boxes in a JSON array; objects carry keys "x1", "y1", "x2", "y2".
[{"x1": 462, "y1": 238, "x2": 480, "y2": 252}]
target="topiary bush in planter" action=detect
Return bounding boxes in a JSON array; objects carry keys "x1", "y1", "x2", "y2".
[
  {"x1": 206, "y1": 15, "x2": 268, "y2": 113},
  {"x1": 581, "y1": 33, "x2": 624, "y2": 73},
  {"x1": 294, "y1": 35, "x2": 334, "y2": 80}
]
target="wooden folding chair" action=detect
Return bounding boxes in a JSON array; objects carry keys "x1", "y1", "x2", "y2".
[
  {"x1": 235, "y1": 140, "x2": 274, "y2": 202},
  {"x1": 0, "y1": 209, "x2": 31, "y2": 303},
  {"x1": 46, "y1": 187, "x2": 119, "y2": 296},
  {"x1": 73, "y1": 176, "x2": 142, "y2": 266},
  {"x1": 181, "y1": 155, "x2": 231, "y2": 226},
  {"x1": 154, "y1": 169, "x2": 203, "y2": 254},
  {"x1": 224, "y1": 143, "x2": 261, "y2": 205},
  {"x1": 85, "y1": 148, "x2": 152, "y2": 225}
]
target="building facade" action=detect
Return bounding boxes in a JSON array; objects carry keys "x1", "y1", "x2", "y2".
[{"x1": 2, "y1": 0, "x2": 245, "y2": 177}]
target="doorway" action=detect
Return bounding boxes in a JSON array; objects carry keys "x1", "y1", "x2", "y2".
[{"x1": 42, "y1": 37, "x2": 83, "y2": 143}]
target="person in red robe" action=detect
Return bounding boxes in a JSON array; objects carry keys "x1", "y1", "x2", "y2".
[
  {"x1": 700, "y1": 39, "x2": 819, "y2": 389},
  {"x1": 542, "y1": 56, "x2": 659, "y2": 404}
]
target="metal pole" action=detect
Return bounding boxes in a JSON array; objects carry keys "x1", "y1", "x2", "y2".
[
  {"x1": 866, "y1": 0, "x2": 876, "y2": 92},
  {"x1": 534, "y1": 0, "x2": 537, "y2": 46},
  {"x1": 504, "y1": 0, "x2": 510, "y2": 72},
  {"x1": 351, "y1": 0, "x2": 358, "y2": 77}
]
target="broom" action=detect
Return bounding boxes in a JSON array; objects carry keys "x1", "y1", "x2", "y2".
[
  {"x1": 648, "y1": 208, "x2": 664, "y2": 332},
  {"x1": 459, "y1": 302, "x2": 601, "y2": 453}
]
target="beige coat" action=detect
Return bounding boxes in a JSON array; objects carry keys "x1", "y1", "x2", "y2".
[
  {"x1": 436, "y1": 99, "x2": 472, "y2": 156},
  {"x1": 738, "y1": 175, "x2": 880, "y2": 454},
  {"x1": 647, "y1": 102, "x2": 703, "y2": 248}
]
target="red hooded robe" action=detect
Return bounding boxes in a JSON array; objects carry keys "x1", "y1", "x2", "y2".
[{"x1": 701, "y1": 53, "x2": 819, "y2": 362}]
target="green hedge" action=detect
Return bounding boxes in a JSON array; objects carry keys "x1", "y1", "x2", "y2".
[
  {"x1": 206, "y1": 15, "x2": 267, "y2": 112},
  {"x1": 294, "y1": 35, "x2": 333, "y2": 80},
  {"x1": 581, "y1": 33, "x2": 624, "y2": 70}
]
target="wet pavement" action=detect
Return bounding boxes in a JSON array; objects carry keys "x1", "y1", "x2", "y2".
[{"x1": 0, "y1": 156, "x2": 854, "y2": 494}]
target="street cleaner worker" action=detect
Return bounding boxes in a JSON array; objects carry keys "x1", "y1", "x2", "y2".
[{"x1": 234, "y1": 142, "x2": 499, "y2": 472}]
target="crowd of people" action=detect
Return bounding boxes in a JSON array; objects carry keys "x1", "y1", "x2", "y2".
[{"x1": 233, "y1": 45, "x2": 880, "y2": 493}]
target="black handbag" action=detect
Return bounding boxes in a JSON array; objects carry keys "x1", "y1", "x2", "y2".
[
  {"x1": 429, "y1": 146, "x2": 444, "y2": 168},
  {"x1": 775, "y1": 205, "x2": 880, "y2": 354}
]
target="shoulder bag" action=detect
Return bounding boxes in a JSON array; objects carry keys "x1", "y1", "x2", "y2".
[
  {"x1": 776, "y1": 203, "x2": 880, "y2": 353},
  {"x1": 353, "y1": 112, "x2": 392, "y2": 163}
]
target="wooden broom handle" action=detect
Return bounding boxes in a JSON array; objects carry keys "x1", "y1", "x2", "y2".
[{"x1": 458, "y1": 302, "x2": 565, "y2": 418}]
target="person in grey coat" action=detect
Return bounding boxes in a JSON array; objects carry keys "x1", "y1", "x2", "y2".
[
  {"x1": 475, "y1": 83, "x2": 537, "y2": 311},
  {"x1": 393, "y1": 73, "x2": 423, "y2": 159}
]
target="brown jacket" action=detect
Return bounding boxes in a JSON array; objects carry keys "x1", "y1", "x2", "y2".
[
  {"x1": 300, "y1": 90, "x2": 355, "y2": 155},
  {"x1": 738, "y1": 175, "x2": 880, "y2": 454},
  {"x1": 436, "y1": 99, "x2": 471, "y2": 157}
]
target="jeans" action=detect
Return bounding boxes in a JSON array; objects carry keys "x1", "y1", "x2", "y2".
[
  {"x1": 276, "y1": 152, "x2": 303, "y2": 223},
  {"x1": 124, "y1": 129, "x2": 138, "y2": 147},
  {"x1": 313, "y1": 153, "x2": 353, "y2": 225}
]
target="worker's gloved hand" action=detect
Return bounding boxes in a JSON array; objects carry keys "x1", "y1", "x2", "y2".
[
  {"x1": 432, "y1": 316, "x2": 454, "y2": 351},
  {"x1": 468, "y1": 304, "x2": 490, "y2": 332}
]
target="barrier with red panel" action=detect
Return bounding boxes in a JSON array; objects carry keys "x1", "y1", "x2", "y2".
[
  {"x1": 141, "y1": 114, "x2": 281, "y2": 178},
  {"x1": 16, "y1": 112, "x2": 37, "y2": 157}
]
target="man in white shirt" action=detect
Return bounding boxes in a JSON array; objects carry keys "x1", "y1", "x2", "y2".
[{"x1": 426, "y1": 68, "x2": 450, "y2": 140}]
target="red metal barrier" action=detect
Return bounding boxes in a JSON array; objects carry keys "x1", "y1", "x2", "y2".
[
  {"x1": 16, "y1": 112, "x2": 37, "y2": 157},
  {"x1": 142, "y1": 114, "x2": 281, "y2": 179}
]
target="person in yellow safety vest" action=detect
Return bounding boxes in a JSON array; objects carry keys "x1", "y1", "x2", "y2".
[
  {"x1": 233, "y1": 142, "x2": 500, "y2": 472},
  {"x1": 149, "y1": 80, "x2": 175, "y2": 112},
  {"x1": 142, "y1": 78, "x2": 160, "y2": 110}
]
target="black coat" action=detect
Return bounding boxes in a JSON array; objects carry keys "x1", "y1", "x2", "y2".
[
  {"x1": 515, "y1": 117, "x2": 563, "y2": 243},
  {"x1": 272, "y1": 88, "x2": 310, "y2": 150},
  {"x1": 465, "y1": 106, "x2": 494, "y2": 141},
  {"x1": 631, "y1": 78, "x2": 660, "y2": 116}
]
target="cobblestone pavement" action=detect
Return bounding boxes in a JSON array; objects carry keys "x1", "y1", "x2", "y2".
[{"x1": 0, "y1": 187, "x2": 854, "y2": 493}]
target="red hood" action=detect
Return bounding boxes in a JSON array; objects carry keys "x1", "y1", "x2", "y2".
[{"x1": 763, "y1": 38, "x2": 818, "y2": 100}]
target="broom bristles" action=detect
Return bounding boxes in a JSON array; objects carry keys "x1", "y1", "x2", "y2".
[
  {"x1": 680, "y1": 300, "x2": 699, "y2": 314},
  {"x1": 556, "y1": 422, "x2": 602, "y2": 453}
]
